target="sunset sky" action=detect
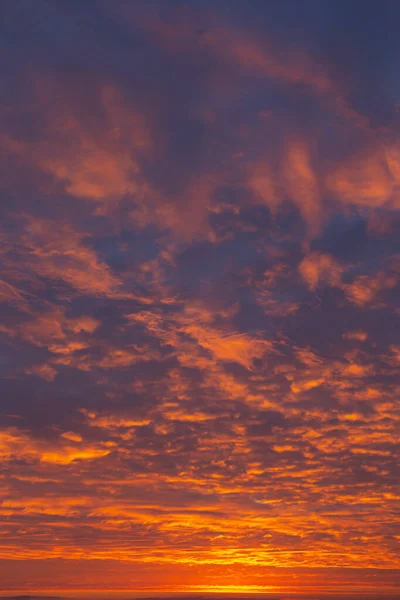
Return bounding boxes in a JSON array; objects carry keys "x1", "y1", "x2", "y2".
[{"x1": 0, "y1": 0, "x2": 400, "y2": 596}]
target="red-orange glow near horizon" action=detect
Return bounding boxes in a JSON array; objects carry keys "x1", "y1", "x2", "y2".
[{"x1": 0, "y1": 1, "x2": 399, "y2": 597}]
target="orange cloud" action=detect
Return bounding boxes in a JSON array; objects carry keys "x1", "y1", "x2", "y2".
[
  {"x1": 0, "y1": 279, "x2": 31, "y2": 308},
  {"x1": 138, "y1": 13, "x2": 334, "y2": 94},
  {"x1": 299, "y1": 251, "x2": 343, "y2": 290},
  {"x1": 344, "y1": 271, "x2": 398, "y2": 306},
  {"x1": 183, "y1": 325, "x2": 269, "y2": 369},
  {"x1": 248, "y1": 161, "x2": 279, "y2": 212},
  {"x1": 26, "y1": 363, "x2": 58, "y2": 382},
  {"x1": 326, "y1": 145, "x2": 400, "y2": 209},
  {"x1": 283, "y1": 140, "x2": 321, "y2": 234},
  {"x1": 343, "y1": 330, "x2": 368, "y2": 341},
  {"x1": 39, "y1": 446, "x2": 111, "y2": 465},
  {"x1": 3, "y1": 83, "x2": 152, "y2": 207},
  {"x1": 21, "y1": 218, "x2": 122, "y2": 296},
  {"x1": 19, "y1": 307, "x2": 99, "y2": 350},
  {"x1": 0, "y1": 427, "x2": 111, "y2": 466}
]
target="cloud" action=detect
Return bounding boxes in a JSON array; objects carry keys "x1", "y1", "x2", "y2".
[
  {"x1": 137, "y1": 9, "x2": 336, "y2": 94},
  {"x1": 2, "y1": 82, "x2": 152, "y2": 207},
  {"x1": 344, "y1": 270, "x2": 398, "y2": 306},
  {"x1": 299, "y1": 252, "x2": 343, "y2": 290},
  {"x1": 327, "y1": 143, "x2": 400, "y2": 210},
  {"x1": 282, "y1": 140, "x2": 321, "y2": 235},
  {"x1": 0, "y1": 0, "x2": 400, "y2": 594},
  {"x1": 21, "y1": 217, "x2": 122, "y2": 296},
  {"x1": 0, "y1": 428, "x2": 111, "y2": 465},
  {"x1": 26, "y1": 363, "x2": 58, "y2": 382}
]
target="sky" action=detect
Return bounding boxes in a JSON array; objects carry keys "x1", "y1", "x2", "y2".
[{"x1": 0, "y1": 0, "x2": 400, "y2": 596}]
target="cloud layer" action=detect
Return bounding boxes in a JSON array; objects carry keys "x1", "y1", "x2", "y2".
[{"x1": 0, "y1": 0, "x2": 399, "y2": 595}]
